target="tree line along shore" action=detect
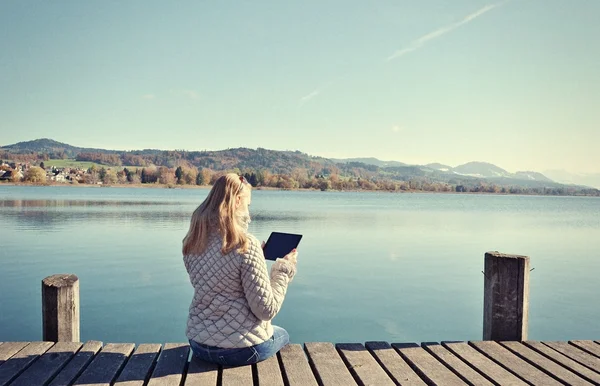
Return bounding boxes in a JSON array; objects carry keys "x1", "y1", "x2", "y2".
[{"x1": 1, "y1": 160, "x2": 599, "y2": 196}]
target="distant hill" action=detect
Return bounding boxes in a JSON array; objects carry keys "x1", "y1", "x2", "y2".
[
  {"x1": 425, "y1": 163, "x2": 452, "y2": 171},
  {"x1": 514, "y1": 171, "x2": 553, "y2": 183},
  {"x1": 2, "y1": 138, "x2": 593, "y2": 191},
  {"x1": 354, "y1": 159, "x2": 554, "y2": 184},
  {"x1": 1, "y1": 138, "x2": 122, "y2": 158},
  {"x1": 452, "y1": 162, "x2": 512, "y2": 178},
  {"x1": 331, "y1": 157, "x2": 406, "y2": 167},
  {"x1": 543, "y1": 170, "x2": 600, "y2": 189}
]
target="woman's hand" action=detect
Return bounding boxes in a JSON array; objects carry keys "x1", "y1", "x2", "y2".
[{"x1": 283, "y1": 249, "x2": 298, "y2": 266}]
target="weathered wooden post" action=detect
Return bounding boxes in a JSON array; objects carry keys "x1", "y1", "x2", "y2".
[
  {"x1": 42, "y1": 274, "x2": 80, "y2": 342},
  {"x1": 483, "y1": 252, "x2": 530, "y2": 341}
]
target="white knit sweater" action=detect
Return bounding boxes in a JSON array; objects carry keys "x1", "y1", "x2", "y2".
[{"x1": 184, "y1": 231, "x2": 296, "y2": 348}]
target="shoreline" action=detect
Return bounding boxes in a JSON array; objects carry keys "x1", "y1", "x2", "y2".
[{"x1": 1, "y1": 181, "x2": 598, "y2": 197}]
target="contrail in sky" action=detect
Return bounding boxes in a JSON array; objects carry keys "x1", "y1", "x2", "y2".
[
  {"x1": 387, "y1": 2, "x2": 506, "y2": 61},
  {"x1": 299, "y1": 89, "x2": 321, "y2": 106},
  {"x1": 300, "y1": 2, "x2": 507, "y2": 105}
]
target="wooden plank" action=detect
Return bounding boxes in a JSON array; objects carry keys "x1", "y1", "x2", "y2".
[
  {"x1": 0, "y1": 342, "x2": 29, "y2": 364},
  {"x1": 305, "y1": 342, "x2": 357, "y2": 386},
  {"x1": 365, "y1": 342, "x2": 426, "y2": 386},
  {"x1": 11, "y1": 342, "x2": 82, "y2": 386},
  {"x1": 336, "y1": 343, "x2": 394, "y2": 386},
  {"x1": 571, "y1": 340, "x2": 600, "y2": 358},
  {"x1": 470, "y1": 341, "x2": 562, "y2": 386},
  {"x1": 255, "y1": 354, "x2": 284, "y2": 386},
  {"x1": 524, "y1": 341, "x2": 600, "y2": 385},
  {"x1": 442, "y1": 341, "x2": 527, "y2": 385},
  {"x1": 392, "y1": 343, "x2": 466, "y2": 386},
  {"x1": 0, "y1": 341, "x2": 54, "y2": 386},
  {"x1": 543, "y1": 341, "x2": 600, "y2": 373},
  {"x1": 422, "y1": 342, "x2": 494, "y2": 386},
  {"x1": 48, "y1": 341, "x2": 103, "y2": 386},
  {"x1": 278, "y1": 344, "x2": 318, "y2": 386},
  {"x1": 184, "y1": 356, "x2": 218, "y2": 385},
  {"x1": 147, "y1": 343, "x2": 189, "y2": 386},
  {"x1": 221, "y1": 365, "x2": 254, "y2": 386},
  {"x1": 73, "y1": 343, "x2": 135, "y2": 386},
  {"x1": 500, "y1": 341, "x2": 593, "y2": 386},
  {"x1": 114, "y1": 344, "x2": 161, "y2": 386}
]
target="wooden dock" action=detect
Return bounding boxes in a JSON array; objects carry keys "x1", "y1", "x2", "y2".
[
  {"x1": 1, "y1": 339, "x2": 600, "y2": 385},
  {"x1": 2, "y1": 253, "x2": 598, "y2": 384}
]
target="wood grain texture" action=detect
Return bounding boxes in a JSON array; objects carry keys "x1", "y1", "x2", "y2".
[
  {"x1": 392, "y1": 343, "x2": 466, "y2": 386},
  {"x1": 11, "y1": 342, "x2": 82, "y2": 386},
  {"x1": 483, "y1": 252, "x2": 529, "y2": 341},
  {"x1": 470, "y1": 341, "x2": 562, "y2": 386},
  {"x1": 366, "y1": 342, "x2": 426, "y2": 386},
  {"x1": 0, "y1": 341, "x2": 54, "y2": 386},
  {"x1": 500, "y1": 341, "x2": 593, "y2": 386},
  {"x1": 184, "y1": 356, "x2": 218, "y2": 385},
  {"x1": 305, "y1": 342, "x2": 357, "y2": 386},
  {"x1": 114, "y1": 343, "x2": 161, "y2": 386},
  {"x1": 443, "y1": 341, "x2": 527, "y2": 385},
  {"x1": 422, "y1": 342, "x2": 494, "y2": 386},
  {"x1": 0, "y1": 342, "x2": 30, "y2": 364},
  {"x1": 147, "y1": 343, "x2": 190, "y2": 386},
  {"x1": 570, "y1": 340, "x2": 600, "y2": 358},
  {"x1": 42, "y1": 274, "x2": 80, "y2": 342},
  {"x1": 336, "y1": 343, "x2": 394, "y2": 386},
  {"x1": 48, "y1": 341, "x2": 103, "y2": 386},
  {"x1": 73, "y1": 343, "x2": 135, "y2": 386},
  {"x1": 524, "y1": 341, "x2": 600, "y2": 385},
  {"x1": 255, "y1": 354, "x2": 284, "y2": 386},
  {"x1": 221, "y1": 364, "x2": 253, "y2": 386},
  {"x1": 543, "y1": 341, "x2": 600, "y2": 373},
  {"x1": 278, "y1": 344, "x2": 318, "y2": 386}
]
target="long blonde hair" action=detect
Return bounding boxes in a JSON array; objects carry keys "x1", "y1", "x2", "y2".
[{"x1": 182, "y1": 173, "x2": 251, "y2": 255}]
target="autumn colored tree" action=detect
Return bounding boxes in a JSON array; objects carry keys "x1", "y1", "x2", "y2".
[
  {"x1": 24, "y1": 167, "x2": 46, "y2": 184},
  {"x1": 196, "y1": 169, "x2": 204, "y2": 185},
  {"x1": 117, "y1": 170, "x2": 128, "y2": 184},
  {"x1": 183, "y1": 167, "x2": 198, "y2": 185},
  {"x1": 158, "y1": 166, "x2": 176, "y2": 185},
  {"x1": 103, "y1": 169, "x2": 118, "y2": 185}
]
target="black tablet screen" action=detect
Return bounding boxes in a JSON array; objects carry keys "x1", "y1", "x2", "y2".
[{"x1": 263, "y1": 232, "x2": 302, "y2": 261}]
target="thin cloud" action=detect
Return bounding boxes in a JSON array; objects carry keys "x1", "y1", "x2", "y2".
[
  {"x1": 391, "y1": 125, "x2": 403, "y2": 133},
  {"x1": 142, "y1": 94, "x2": 155, "y2": 100},
  {"x1": 387, "y1": 2, "x2": 505, "y2": 61},
  {"x1": 299, "y1": 80, "x2": 337, "y2": 107},
  {"x1": 299, "y1": 89, "x2": 321, "y2": 106}
]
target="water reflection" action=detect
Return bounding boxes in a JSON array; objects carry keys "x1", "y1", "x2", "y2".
[
  {"x1": 1, "y1": 188, "x2": 599, "y2": 344},
  {"x1": 0, "y1": 199, "x2": 175, "y2": 208},
  {"x1": 0, "y1": 199, "x2": 331, "y2": 231}
]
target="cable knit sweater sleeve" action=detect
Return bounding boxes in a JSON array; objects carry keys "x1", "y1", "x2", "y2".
[{"x1": 240, "y1": 236, "x2": 296, "y2": 321}]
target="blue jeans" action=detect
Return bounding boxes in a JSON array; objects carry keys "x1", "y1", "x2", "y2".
[{"x1": 189, "y1": 326, "x2": 290, "y2": 366}]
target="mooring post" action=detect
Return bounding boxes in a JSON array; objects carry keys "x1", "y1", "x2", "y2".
[
  {"x1": 483, "y1": 252, "x2": 530, "y2": 341},
  {"x1": 42, "y1": 274, "x2": 80, "y2": 342}
]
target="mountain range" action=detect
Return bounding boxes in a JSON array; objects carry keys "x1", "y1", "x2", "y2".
[{"x1": 2, "y1": 138, "x2": 598, "y2": 189}]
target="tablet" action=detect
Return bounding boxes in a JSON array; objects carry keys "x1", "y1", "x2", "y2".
[{"x1": 263, "y1": 232, "x2": 302, "y2": 261}]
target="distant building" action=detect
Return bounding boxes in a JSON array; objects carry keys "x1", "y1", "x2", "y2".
[{"x1": 0, "y1": 170, "x2": 23, "y2": 181}]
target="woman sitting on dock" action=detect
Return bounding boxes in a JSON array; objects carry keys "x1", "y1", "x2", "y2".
[{"x1": 182, "y1": 173, "x2": 298, "y2": 366}]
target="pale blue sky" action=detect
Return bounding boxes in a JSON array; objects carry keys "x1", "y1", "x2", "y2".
[{"x1": 1, "y1": 0, "x2": 599, "y2": 173}]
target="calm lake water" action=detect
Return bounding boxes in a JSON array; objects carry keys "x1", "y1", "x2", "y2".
[{"x1": 1, "y1": 185, "x2": 599, "y2": 344}]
